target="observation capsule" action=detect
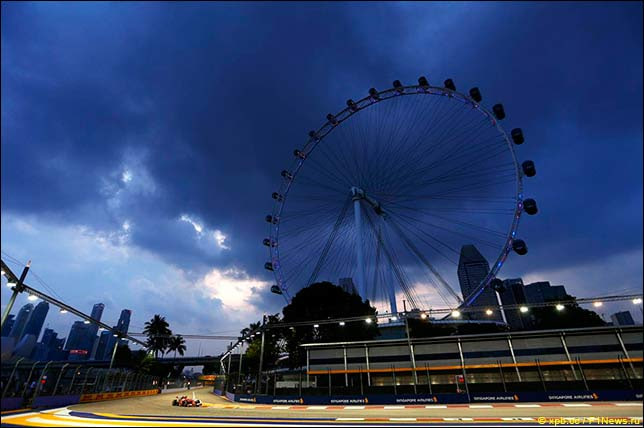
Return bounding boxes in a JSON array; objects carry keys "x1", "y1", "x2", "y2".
[
  {"x1": 511, "y1": 128, "x2": 524, "y2": 145},
  {"x1": 369, "y1": 87, "x2": 380, "y2": 100},
  {"x1": 263, "y1": 238, "x2": 272, "y2": 247},
  {"x1": 523, "y1": 198, "x2": 538, "y2": 215},
  {"x1": 393, "y1": 80, "x2": 404, "y2": 93},
  {"x1": 294, "y1": 149, "x2": 306, "y2": 159},
  {"x1": 265, "y1": 215, "x2": 278, "y2": 224},
  {"x1": 418, "y1": 76, "x2": 429, "y2": 88},
  {"x1": 469, "y1": 87, "x2": 482, "y2": 103},
  {"x1": 346, "y1": 99, "x2": 359, "y2": 112},
  {"x1": 270, "y1": 285, "x2": 283, "y2": 295},
  {"x1": 522, "y1": 160, "x2": 536, "y2": 177},
  {"x1": 512, "y1": 239, "x2": 528, "y2": 255},
  {"x1": 493, "y1": 104, "x2": 506, "y2": 120},
  {"x1": 281, "y1": 170, "x2": 293, "y2": 180},
  {"x1": 444, "y1": 78, "x2": 456, "y2": 91},
  {"x1": 326, "y1": 113, "x2": 338, "y2": 125},
  {"x1": 490, "y1": 278, "x2": 505, "y2": 293},
  {"x1": 308, "y1": 130, "x2": 318, "y2": 140},
  {"x1": 264, "y1": 262, "x2": 274, "y2": 271},
  {"x1": 272, "y1": 192, "x2": 284, "y2": 202}
]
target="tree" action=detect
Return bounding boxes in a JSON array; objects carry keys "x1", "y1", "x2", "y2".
[
  {"x1": 168, "y1": 335, "x2": 187, "y2": 359},
  {"x1": 238, "y1": 315, "x2": 284, "y2": 376},
  {"x1": 143, "y1": 314, "x2": 173, "y2": 358},
  {"x1": 526, "y1": 295, "x2": 606, "y2": 330},
  {"x1": 281, "y1": 281, "x2": 379, "y2": 367}
]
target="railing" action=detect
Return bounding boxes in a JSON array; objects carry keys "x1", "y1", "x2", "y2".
[{"x1": 1, "y1": 362, "x2": 161, "y2": 408}]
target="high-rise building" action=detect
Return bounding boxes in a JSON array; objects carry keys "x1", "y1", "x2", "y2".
[
  {"x1": 498, "y1": 278, "x2": 526, "y2": 330},
  {"x1": 457, "y1": 245, "x2": 501, "y2": 321},
  {"x1": 65, "y1": 321, "x2": 93, "y2": 360},
  {"x1": 611, "y1": 311, "x2": 635, "y2": 326},
  {"x1": 8, "y1": 303, "x2": 33, "y2": 341},
  {"x1": 115, "y1": 309, "x2": 131, "y2": 334},
  {"x1": 523, "y1": 281, "x2": 568, "y2": 304},
  {"x1": 100, "y1": 309, "x2": 133, "y2": 360},
  {"x1": 94, "y1": 330, "x2": 112, "y2": 360},
  {"x1": 1, "y1": 314, "x2": 15, "y2": 337},
  {"x1": 22, "y1": 301, "x2": 49, "y2": 340},
  {"x1": 87, "y1": 303, "x2": 104, "y2": 359}
]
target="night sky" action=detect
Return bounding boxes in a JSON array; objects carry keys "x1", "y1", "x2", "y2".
[{"x1": 1, "y1": 2, "x2": 642, "y2": 356}]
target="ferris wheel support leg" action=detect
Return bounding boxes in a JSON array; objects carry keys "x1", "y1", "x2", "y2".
[
  {"x1": 387, "y1": 266, "x2": 398, "y2": 315},
  {"x1": 495, "y1": 291, "x2": 508, "y2": 324},
  {"x1": 353, "y1": 199, "x2": 367, "y2": 301}
]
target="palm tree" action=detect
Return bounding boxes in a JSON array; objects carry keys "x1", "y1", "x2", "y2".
[
  {"x1": 168, "y1": 335, "x2": 187, "y2": 359},
  {"x1": 143, "y1": 314, "x2": 173, "y2": 358},
  {"x1": 239, "y1": 321, "x2": 261, "y2": 343}
]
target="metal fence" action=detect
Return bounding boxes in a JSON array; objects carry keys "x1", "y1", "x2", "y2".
[{"x1": 1, "y1": 361, "x2": 160, "y2": 405}]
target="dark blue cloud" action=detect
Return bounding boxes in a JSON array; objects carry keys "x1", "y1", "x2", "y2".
[{"x1": 1, "y1": 1, "x2": 642, "y2": 320}]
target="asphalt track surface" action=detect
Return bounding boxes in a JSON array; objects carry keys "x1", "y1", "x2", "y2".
[{"x1": 1, "y1": 387, "x2": 642, "y2": 426}]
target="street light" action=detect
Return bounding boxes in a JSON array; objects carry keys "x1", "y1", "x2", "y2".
[
  {"x1": 593, "y1": 301, "x2": 603, "y2": 308},
  {"x1": 7, "y1": 281, "x2": 16, "y2": 288},
  {"x1": 27, "y1": 294, "x2": 38, "y2": 301},
  {"x1": 390, "y1": 316, "x2": 398, "y2": 321},
  {"x1": 633, "y1": 298, "x2": 642, "y2": 304},
  {"x1": 365, "y1": 318, "x2": 373, "y2": 324},
  {"x1": 520, "y1": 306, "x2": 529, "y2": 313},
  {"x1": 555, "y1": 304, "x2": 565, "y2": 311},
  {"x1": 59, "y1": 309, "x2": 68, "y2": 314},
  {"x1": 313, "y1": 324, "x2": 319, "y2": 328},
  {"x1": 451, "y1": 310, "x2": 461, "y2": 318},
  {"x1": 420, "y1": 313, "x2": 428, "y2": 319},
  {"x1": 485, "y1": 309, "x2": 493, "y2": 316},
  {"x1": 83, "y1": 320, "x2": 91, "y2": 324},
  {"x1": 339, "y1": 321, "x2": 345, "y2": 326}
]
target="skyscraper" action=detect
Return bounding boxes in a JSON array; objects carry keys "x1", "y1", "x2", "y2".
[
  {"x1": 457, "y1": 245, "x2": 502, "y2": 321},
  {"x1": 65, "y1": 321, "x2": 93, "y2": 360},
  {"x1": 611, "y1": 311, "x2": 635, "y2": 326},
  {"x1": 87, "y1": 303, "x2": 104, "y2": 358},
  {"x1": 115, "y1": 309, "x2": 131, "y2": 334},
  {"x1": 22, "y1": 301, "x2": 49, "y2": 340},
  {"x1": 499, "y1": 278, "x2": 526, "y2": 330},
  {"x1": 523, "y1": 281, "x2": 568, "y2": 304},
  {"x1": 1, "y1": 314, "x2": 15, "y2": 337},
  {"x1": 8, "y1": 303, "x2": 33, "y2": 341},
  {"x1": 100, "y1": 309, "x2": 133, "y2": 360}
]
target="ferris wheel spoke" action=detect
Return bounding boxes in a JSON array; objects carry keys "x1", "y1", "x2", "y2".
[
  {"x1": 384, "y1": 215, "x2": 463, "y2": 305},
  {"x1": 386, "y1": 208, "x2": 506, "y2": 250},
  {"x1": 305, "y1": 195, "x2": 352, "y2": 286},
  {"x1": 385, "y1": 202, "x2": 508, "y2": 238},
  {"x1": 377, "y1": 96, "x2": 468, "y2": 192}
]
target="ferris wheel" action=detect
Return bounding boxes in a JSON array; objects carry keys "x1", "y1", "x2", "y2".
[{"x1": 263, "y1": 76, "x2": 538, "y2": 315}]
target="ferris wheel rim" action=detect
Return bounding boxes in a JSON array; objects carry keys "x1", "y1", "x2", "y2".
[{"x1": 267, "y1": 83, "x2": 524, "y2": 306}]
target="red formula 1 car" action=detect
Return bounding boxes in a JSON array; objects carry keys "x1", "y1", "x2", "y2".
[{"x1": 172, "y1": 395, "x2": 202, "y2": 407}]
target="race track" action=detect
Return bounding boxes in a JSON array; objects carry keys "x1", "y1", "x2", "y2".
[{"x1": 2, "y1": 388, "x2": 642, "y2": 426}]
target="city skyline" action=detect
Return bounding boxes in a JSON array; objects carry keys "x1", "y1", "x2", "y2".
[{"x1": 1, "y1": 2, "x2": 642, "y2": 356}]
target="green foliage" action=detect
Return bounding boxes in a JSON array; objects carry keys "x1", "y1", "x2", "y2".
[
  {"x1": 168, "y1": 335, "x2": 187, "y2": 358},
  {"x1": 143, "y1": 314, "x2": 173, "y2": 358},
  {"x1": 281, "y1": 281, "x2": 379, "y2": 367}
]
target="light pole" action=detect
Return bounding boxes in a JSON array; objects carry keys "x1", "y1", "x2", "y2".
[{"x1": 1, "y1": 260, "x2": 31, "y2": 329}]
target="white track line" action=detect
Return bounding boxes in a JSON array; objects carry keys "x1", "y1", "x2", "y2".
[
  {"x1": 306, "y1": 405, "x2": 327, "y2": 409},
  {"x1": 615, "y1": 403, "x2": 642, "y2": 406},
  {"x1": 390, "y1": 417, "x2": 417, "y2": 421},
  {"x1": 384, "y1": 405, "x2": 405, "y2": 409},
  {"x1": 515, "y1": 404, "x2": 541, "y2": 407},
  {"x1": 425, "y1": 404, "x2": 448, "y2": 409},
  {"x1": 343, "y1": 406, "x2": 365, "y2": 409},
  {"x1": 271, "y1": 405, "x2": 291, "y2": 409},
  {"x1": 562, "y1": 403, "x2": 591, "y2": 407},
  {"x1": 469, "y1": 404, "x2": 493, "y2": 408}
]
